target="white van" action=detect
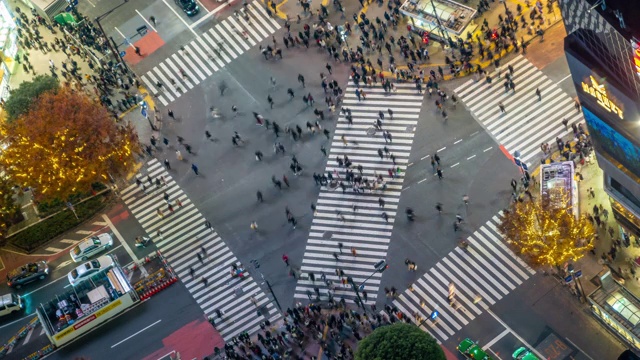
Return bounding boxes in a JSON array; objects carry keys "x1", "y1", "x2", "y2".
[{"x1": 0, "y1": 293, "x2": 23, "y2": 317}]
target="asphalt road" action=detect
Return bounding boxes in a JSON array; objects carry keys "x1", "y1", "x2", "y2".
[{"x1": 49, "y1": 0, "x2": 633, "y2": 358}]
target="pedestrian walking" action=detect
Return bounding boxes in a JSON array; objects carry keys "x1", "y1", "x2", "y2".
[
  {"x1": 282, "y1": 175, "x2": 290, "y2": 187},
  {"x1": 201, "y1": 277, "x2": 208, "y2": 287},
  {"x1": 250, "y1": 221, "x2": 258, "y2": 230},
  {"x1": 176, "y1": 149, "x2": 183, "y2": 161},
  {"x1": 255, "y1": 150, "x2": 263, "y2": 161},
  {"x1": 338, "y1": 242, "x2": 343, "y2": 253},
  {"x1": 321, "y1": 145, "x2": 327, "y2": 156},
  {"x1": 437, "y1": 167, "x2": 443, "y2": 179},
  {"x1": 381, "y1": 212, "x2": 389, "y2": 222},
  {"x1": 168, "y1": 109, "x2": 175, "y2": 119},
  {"x1": 164, "y1": 159, "x2": 171, "y2": 169},
  {"x1": 379, "y1": 197, "x2": 385, "y2": 208},
  {"x1": 197, "y1": 252, "x2": 204, "y2": 264},
  {"x1": 351, "y1": 247, "x2": 357, "y2": 257},
  {"x1": 535, "y1": 88, "x2": 541, "y2": 101},
  {"x1": 191, "y1": 163, "x2": 199, "y2": 175},
  {"x1": 498, "y1": 102, "x2": 506, "y2": 113},
  {"x1": 134, "y1": 46, "x2": 142, "y2": 56},
  {"x1": 282, "y1": 254, "x2": 289, "y2": 266},
  {"x1": 256, "y1": 191, "x2": 263, "y2": 202}
]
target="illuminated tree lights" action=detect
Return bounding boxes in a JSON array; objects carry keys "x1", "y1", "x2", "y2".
[
  {"x1": 0, "y1": 87, "x2": 140, "y2": 201},
  {"x1": 497, "y1": 193, "x2": 595, "y2": 268}
]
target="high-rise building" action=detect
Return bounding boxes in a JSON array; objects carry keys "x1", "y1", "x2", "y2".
[
  {"x1": 561, "y1": 0, "x2": 640, "y2": 350},
  {"x1": 562, "y1": 0, "x2": 640, "y2": 239}
]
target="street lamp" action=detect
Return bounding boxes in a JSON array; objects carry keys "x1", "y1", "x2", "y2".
[
  {"x1": 347, "y1": 259, "x2": 388, "y2": 314},
  {"x1": 567, "y1": 263, "x2": 587, "y2": 303},
  {"x1": 249, "y1": 259, "x2": 282, "y2": 311},
  {"x1": 428, "y1": 0, "x2": 453, "y2": 48},
  {"x1": 94, "y1": 0, "x2": 131, "y2": 73}
]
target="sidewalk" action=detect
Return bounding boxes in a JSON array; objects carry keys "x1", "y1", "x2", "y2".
[
  {"x1": 3, "y1": 0, "x2": 145, "y2": 118},
  {"x1": 272, "y1": 0, "x2": 562, "y2": 82}
]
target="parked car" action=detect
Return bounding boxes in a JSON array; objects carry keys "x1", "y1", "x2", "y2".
[
  {"x1": 70, "y1": 233, "x2": 114, "y2": 262},
  {"x1": 0, "y1": 293, "x2": 22, "y2": 317},
  {"x1": 457, "y1": 338, "x2": 493, "y2": 360},
  {"x1": 6, "y1": 261, "x2": 49, "y2": 289},
  {"x1": 68, "y1": 255, "x2": 115, "y2": 286},
  {"x1": 174, "y1": 0, "x2": 199, "y2": 16},
  {"x1": 512, "y1": 347, "x2": 540, "y2": 360}
]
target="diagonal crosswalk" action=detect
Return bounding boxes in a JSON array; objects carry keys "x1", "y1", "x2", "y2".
[
  {"x1": 141, "y1": 3, "x2": 280, "y2": 106},
  {"x1": 294, "y1": 81, "x2": 424, "y2": 304},
  {"x1": 120, "y1": 159, "x2": 280, "y2": 341},
  {"x1": 454, "y1": 55, "x2": 584, "y2": 164},
  {"x1": 387, "y1": 213, "x2": 536, "y2": 342}
]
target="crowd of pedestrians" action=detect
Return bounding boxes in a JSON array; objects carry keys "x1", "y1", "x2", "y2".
[
  {"x1": 214, "y1": 299, "x2": 414, "y2": 359},
  {"x1": 10, "y1": 6, "x2": 141, "y2": 117}
]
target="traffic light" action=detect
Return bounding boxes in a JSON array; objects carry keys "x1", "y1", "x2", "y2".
[{"x1": 374, "y1": 260, "x2": 388, "y2": 273}]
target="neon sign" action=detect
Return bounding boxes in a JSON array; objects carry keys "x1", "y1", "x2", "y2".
[{"x1": 581, "y1": 75, "x2": 624, "y2": 119}]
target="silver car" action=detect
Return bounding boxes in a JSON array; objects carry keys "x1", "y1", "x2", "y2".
[
  {"x1": 70, "y1": 233, "x2": 114, "y2": 262},
  {"x1": 67, "y1": 255, "x2": 115, "y2": 286}
]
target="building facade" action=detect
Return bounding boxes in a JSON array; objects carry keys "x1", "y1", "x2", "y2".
[{"x1": 561, "y1": 0, "x2": 640, "y2": 349}]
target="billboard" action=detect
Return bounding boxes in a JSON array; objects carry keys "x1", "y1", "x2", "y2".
[{"x1": 583, "y1": 106, "x2": 640, "y2": 178}]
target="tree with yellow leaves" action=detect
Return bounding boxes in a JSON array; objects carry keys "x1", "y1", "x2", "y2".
[
  {"x1": 497, "y1": 191, "x2": 595, "y2": 268},
  {"x1": 0, "y1": 87, "x2": 140, "y2": 201}
]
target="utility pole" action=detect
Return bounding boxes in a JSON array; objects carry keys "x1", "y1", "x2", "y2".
[
  {"x1": 429, "y1": 0, "x2": 453, "y2": 47},
  {"x1": 94, "y1": 0, "x2": 131, "y2": 73}
]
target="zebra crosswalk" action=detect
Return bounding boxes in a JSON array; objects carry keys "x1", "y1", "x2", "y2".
[
  {"x1": 294, "y1": 81, "x2": 424, "y2": 304},
  {"x1": 387, "y1": 213, "x2": 536, "y2": 342},
  {"x1": 120, "y1": 159, "x2": 280, "y2": 341},
  {"x1": 141, "y1": 2, "x2": 280, "y2": 106},
  {"x1": 454, "y1": 55, "x2": 584, "y2": 164}
]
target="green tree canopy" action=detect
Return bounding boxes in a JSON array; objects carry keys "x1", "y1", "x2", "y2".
[
  {"x1": 355, "y1": 323, "x2": 445, "y2": 360},
  {"x1": 4, "y1": 75, "x2": 59, "y2": 122}
]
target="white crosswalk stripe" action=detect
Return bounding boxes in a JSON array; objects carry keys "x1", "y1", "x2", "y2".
[
  {"x1": 454, "y1": 55, "x2": 584, "y2": 164},
  {"x1": 294, "y1": 81, "x2": 424, "y2": 304},
  {"x1": 141, "y1": 3, "x2": 280, "y2": 106},
  {"x1": 120, "y1": 159, "x2": 281, "y2": 341},
  {"x1": 386, "y1": 213, "x2": 536, "y2": 342}
]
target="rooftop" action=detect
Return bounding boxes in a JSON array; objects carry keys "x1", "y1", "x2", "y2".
[
  {"x1": 400, "y1": 0, "x2": 476, "y2": 35},
  {"x1": 585, "y1": 0, "x2": 640, "y2": 41}
]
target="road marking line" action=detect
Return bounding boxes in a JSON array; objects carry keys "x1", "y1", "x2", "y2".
[
  {"x1": 102, "y1": 214, "x2": 139, "y2": 262},
  {"x1": 467, "y1": 155, "x2": 476, "y2": 160},
  {"x1": 483, "y1": 147, "x2": 493, "y2": 152},
  {"x1": 60, "y1": 239, "x2": 79, "y2": 244},
  {"x1": 564, "y1": 337, "x2": 594, "y2": 360},
  {"x1": 451, "y1": 162, "x2": 459, "y2": 168},
  {"x1": 76, "y1": 230, "x2": 93, "y2": 235},
  {"x1": 86, "y1": 0, "x2": 96, "y2": 6},
  {"x1": 402, "y1": 186, "x2": 410, "y2": 191},
  {"x1": 93, "y1": 221, "x2": 108, "y2": 226},
  {"x1": 420, "y1": 155, "x2": 430, "y2": 160},
  {"x1": 407, "y1": 162, "x2": 414, "y2": 167},
  {"x1": 23, "y1": 327, "x2": 35, "y2": 344},
  {"x1": 45, "y1": 247, "x2": 63, "y2": 252},
  {"x1": 111, "y1": 320, "x2": 162, "y2": 348},
  {"x1": 483, "y1": 328, "x2": 509, "y2": 349},
  {"x1": 114, "y1": 27, "x2": 136, "y2": 49},
  {"x1": 486, "y1": 309, "x2": 547, "y2": 359},
  {"x1": 470, "y1": 131, "x2": 479, "y2": 136},
  {"x1": 557, "y1": 74, "x2": 572, "y2": 84},
  {"x1": 454, "y1": 139, "x2": 462, "y2": 144},
  {"x1": 135, "y1": 9, "x2": 157, "y2": 32},
  {"x1": 163, "y1": 0, "x2": 198, "y2": 36},
  {"x1": 418, "y1": 178, "x2": 427, "y2": 184},
  {"x1": 437, "y1": 147, "x2": 446, "y2": 152}
]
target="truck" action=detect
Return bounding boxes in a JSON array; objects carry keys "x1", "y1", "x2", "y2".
[{"x1": 35, "y1": 255, "x2": 140, "y2": 347}]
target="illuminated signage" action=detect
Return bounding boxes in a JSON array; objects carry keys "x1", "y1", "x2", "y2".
[
  {"x1": 581, "y1": 76, "x2": 624, "y2": 119},
  {"x1": 635, "y1": 48, "x2": 640, "y2": 76}
]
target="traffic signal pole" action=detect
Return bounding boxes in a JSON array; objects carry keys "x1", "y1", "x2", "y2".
[{"x1": 347, "y1": 260, "x2": 388, "y2": 314}]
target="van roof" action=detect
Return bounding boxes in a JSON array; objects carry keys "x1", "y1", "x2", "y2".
[{"x1": 0, "y1": 294, "x2": 14, "y2": 306}]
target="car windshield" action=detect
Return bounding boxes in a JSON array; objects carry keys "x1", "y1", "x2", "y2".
[
  {"x1": 72, "y1": 246, "x2": 81, "y2": 256},
  {"x1": 179, "y1": 0, "x2": 195, "y2": 7},
  {"x1": 70, "y1": 269, "x2": 79, "y2": 279},
  {"x1": 89, "y1": 260, "x2": 100, "y2": 270}
]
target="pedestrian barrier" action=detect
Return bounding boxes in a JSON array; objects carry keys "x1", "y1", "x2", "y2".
[{"x1": 0, "y1": 317, "x2": 40, "y2": 358}]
